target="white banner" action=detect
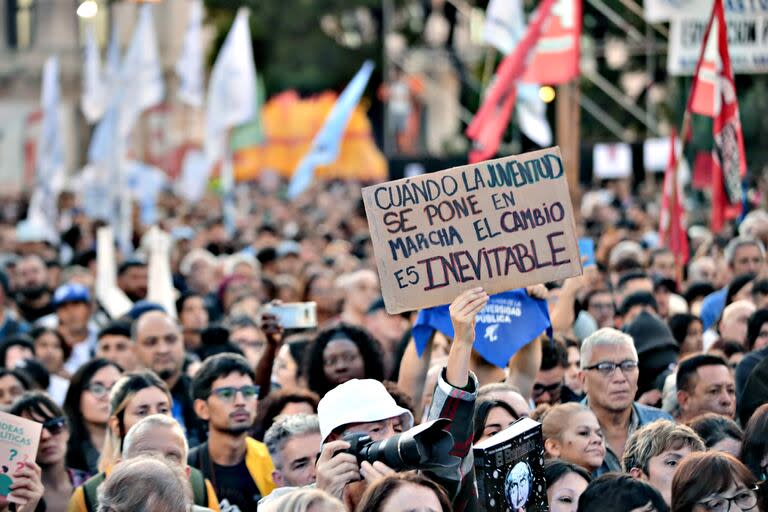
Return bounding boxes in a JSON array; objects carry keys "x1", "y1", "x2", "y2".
[
  {"x1": 0, "y1": 104, "x2": 30, "y2": 195},
  {"x1": 668, "y1": 12, "x2": 768, "y2": 75},
  {"x1": 593, "y1": 142, "x2": 632, "y2": 179},
  {"x1": 645, "y1": 0, "x2": 768, "y2": 22}
]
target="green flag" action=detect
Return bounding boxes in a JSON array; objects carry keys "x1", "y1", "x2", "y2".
[{"x1": 230, "y1": 75, "x2": 265, "y2": 151}]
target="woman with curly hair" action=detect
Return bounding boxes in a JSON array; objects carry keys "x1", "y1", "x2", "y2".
[{"x1": 305, "y1": 323, "x2": 384, "y2": 397}]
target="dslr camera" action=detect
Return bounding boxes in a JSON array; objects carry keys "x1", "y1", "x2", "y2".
[{"x1": 342, "y1": 418, "x2": 458, "y2": 471}]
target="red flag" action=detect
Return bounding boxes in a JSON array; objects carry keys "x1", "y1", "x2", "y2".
[
  {"x1": 466, "y1": 0, "x2": 557, "y2": 163},
  {"x1": 522, "y1": 0, "x2": 582, "y2": 85},
  {"x1": 686, "y1": 0, "x2": 746, "y2": 233},
  {"x1": 659, "y1": 130, "x2": 690, "y2": 279}
]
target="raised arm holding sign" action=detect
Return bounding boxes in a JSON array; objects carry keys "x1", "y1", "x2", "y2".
[{"x1": 362, "y1": 147, "x2": 582, "y2": 315}]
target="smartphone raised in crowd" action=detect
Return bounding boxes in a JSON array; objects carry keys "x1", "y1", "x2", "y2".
[
  {"x1": 578, "y1": 237, "x2": 596, "y2": 267},
  {"x1": 261, "y1": 302, "x2": 318, "y2": 329}
]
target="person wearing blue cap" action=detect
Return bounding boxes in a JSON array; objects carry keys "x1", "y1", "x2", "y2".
[{"x1": 51, "y1": 283, "x2": 98, "y2": 376}]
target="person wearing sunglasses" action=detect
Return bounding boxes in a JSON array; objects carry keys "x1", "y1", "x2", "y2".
[
  {"x1": 671, "y1": 451, "x2": 762, "y2": 512},
  {"x1": 533, "y1": 338, "x2": 582, "y2": 406},
  {"x1": 578, "y1": 328, "x2": 672, "y2": 476},
  {"x1": 62, "y1": 359, "x2": 122, "y2": 474},
  {"x1": 189, "y1": 353, "x2": 275, "y2": 511},
  {"x1": 9, "y1": 391, "x2": 84, "y2": 512}
]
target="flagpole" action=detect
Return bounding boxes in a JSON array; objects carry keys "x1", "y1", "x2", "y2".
[
  {"x1": 481, "y1": 47, "x2": 496, "y2": 90},
  {"x1": 678, "y1": 0, "x2": 717, "y2": 149},
  {"x1": 669, "y1": 142, "x2": 684, "y2": 287},
  {"x1": 222, "y1": 127, "x2": 236, "y2": 236}
]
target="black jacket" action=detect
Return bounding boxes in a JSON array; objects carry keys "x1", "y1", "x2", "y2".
[{"x1": 171, "y1": 375, "x2": 206, "y2": 448}]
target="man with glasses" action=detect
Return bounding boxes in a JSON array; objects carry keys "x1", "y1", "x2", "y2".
[
  {"x1": 188, "y1": 353, "x2": 275, "y2": 512},
  {"x1": 578, "y1": 328, "x2": 672, "y2": 476}
]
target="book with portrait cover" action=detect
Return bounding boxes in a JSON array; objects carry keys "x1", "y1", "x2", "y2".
[{"x1": 473, "y1": 417, "x2": 547, "y2": 512}]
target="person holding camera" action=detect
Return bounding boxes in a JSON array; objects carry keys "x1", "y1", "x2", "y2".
[{"x1": 315, "y1": 287, "x2": 489, "y2": 511}]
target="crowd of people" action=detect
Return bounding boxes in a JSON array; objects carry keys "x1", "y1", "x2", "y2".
[{"x1": 0, "y1": 178, "x2": 765, "y2": 512}]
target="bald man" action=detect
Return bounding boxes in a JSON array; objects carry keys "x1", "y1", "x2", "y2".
[
  {"x1": 704, "y1": 300, "x2": 757, "y2": 351},
  {"x1": 133, "y1": 310, "x2": 204, "y2": 447}
]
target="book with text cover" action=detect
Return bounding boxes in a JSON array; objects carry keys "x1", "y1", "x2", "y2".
[{"x1": 473, "y1": 417, "x2": 547, "y2": 512}]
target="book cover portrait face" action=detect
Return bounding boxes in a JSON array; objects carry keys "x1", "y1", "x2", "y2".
[{"x1": 505, "y1": 461, "x2": 533, "y2": 509}]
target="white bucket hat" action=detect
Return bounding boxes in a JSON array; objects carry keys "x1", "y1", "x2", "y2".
[{"x1": 318, "y1": 379, "x2": 414, "y2": 442}]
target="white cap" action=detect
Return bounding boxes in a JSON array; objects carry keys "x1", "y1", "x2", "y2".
[
  {"x1": 609, "y1": 240, "x2": 645, "y2": 268},
  {"x1": 318, "y1": 379, "x2": 414, "y2": 442}
]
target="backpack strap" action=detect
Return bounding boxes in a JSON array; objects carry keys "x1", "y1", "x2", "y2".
[
  {"x1": 82, "y1": 473, "x2": 106, "y2": 512},
  {"x1": 188, "y1": 467, "x2": 207, "y2": 507}
]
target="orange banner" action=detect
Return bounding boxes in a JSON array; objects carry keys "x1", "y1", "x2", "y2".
[{"x1": 233, "y1": 90, "x2": 387, "y2": 182}]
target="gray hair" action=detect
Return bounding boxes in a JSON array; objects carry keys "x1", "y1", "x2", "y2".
[
  {"x1": 724, "y1": 236, "x2": 766, "y2": 265},
  {"x1": 179, "y1": 249, "x2": 217, "y2": 277},
  {"x1": 123, "y1": 415, "x2": 189, "y2": 462},
  {"x1": 269, "y1": 488, "x2": 345, "y2": 512},
  {"x1": 739, "y1": 210, "x2": 768, "y2": 238},
  {"x1": 335, "y1": 269, "x2": 378, "y2": 291},
  {"x1": 580, "y1": 328, "x2": 637, "y2": 369},
  {"x1": 687, "y1": 257, "x2": 715, "y2": 283},
  {"x1": 264, "y1": 414, "x2": 320, "y2": 469},
  {"x1": 97, "y1": 456, "x2": 190, "y2": 512},
  {"x1": 223, "y1": 252, "x2": 261, "y2": 277}
]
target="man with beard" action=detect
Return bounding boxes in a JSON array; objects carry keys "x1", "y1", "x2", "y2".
[
  {"x1": 189, "y1": 354, "x2": 275, "y2": 512},
  {"x1": 132, "y1": 310, "x2": 204, "y2": 446},
  {"x1": 15, "y1": 254, "x2": 54, "y2": 323},
  {"x1": 0, "y1": 270, "x2": 27, "y2": 339},
  {"x1": 117, "y1": 258, "x2": 148, "y2": 303}
]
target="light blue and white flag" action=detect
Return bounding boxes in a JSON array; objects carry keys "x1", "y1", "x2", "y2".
[
  {"x1": 205, "y1": 7, "x2": 257, "y2": 233},
  {"x1": 176, "y1": 0, "x2": 205, "y2": 107},
  {"x1": 204, "y1": 7, "x2": 256, "y2": 163},
  {"x1": 287, "y1": 60, "x2": 374, "y2": 199},
  {"x1": 483, "y1": 0, "x2": 525, "y2": 55},
  {"x1": 104, "y1": 19, "x2": 121, "y2": 86},
  {"x1": 27, "y1": 56, "x2": 65, "y2": 243},
  {"x1": 81, "y1": 24, "x2": 108, "y2": 123},
  {"x1": 117, "y1": 4, "x2": 164, "y2": 138}
]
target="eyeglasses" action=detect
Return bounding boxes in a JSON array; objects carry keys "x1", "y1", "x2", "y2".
[
  {"x1": 532, "y1": 382, "x2": 562, "y2": 394},
  {"x1": 43, "y1": 417, "x2": 67, "y2": 436},
  {"x1": 698, "y1": 487, "x2": 759, "y2": 512},
  {"x1": 87, "y1": 382, "x2": 113, "y2": 398},
  {"x1": 211, "y1": 385, "x2": 260, "y2": 402},
  {"x1": 583, "y1": 360, "x2": 638, "y2": 376}
]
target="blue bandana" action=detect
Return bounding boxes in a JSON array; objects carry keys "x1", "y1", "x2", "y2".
[{"x1": 412, "y1": 289, "x2": 552, "y2": 368}]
